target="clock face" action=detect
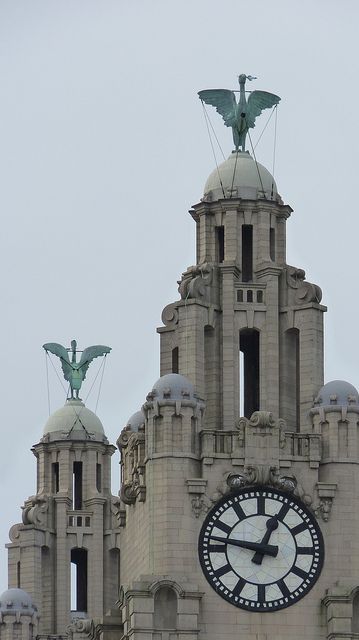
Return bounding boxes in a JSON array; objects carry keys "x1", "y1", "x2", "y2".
[{"x1": 198, "y1": 487, "x2": 324, "y2": 612}]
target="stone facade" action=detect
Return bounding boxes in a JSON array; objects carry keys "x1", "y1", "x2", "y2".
[{"x1": 5, "y1": 150, "x2": 359, "y2": 639}]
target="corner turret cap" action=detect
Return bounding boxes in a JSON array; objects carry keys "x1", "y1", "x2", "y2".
[
  {"x1": 0, "y1": 588, "x2": 37, "y2": 614},
  {"x1": 313, "y1": 380, "x2": 359, "y2": 407},
  {"x1": 149, "y1": 373, "x2": 195, "y2": 401},
  {"x1": 125, "y1": 410, "x2": 145, "y2": 432},
  {"x1": 43, "y1": 399, "x2": 106, "y2": 442},
  {"x1": 203, "y1": 151, "x2": 280, "y2": 203}
]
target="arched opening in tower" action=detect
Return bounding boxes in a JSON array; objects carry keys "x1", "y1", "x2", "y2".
[
  {"x1": 71, "y1": 548, "x2": 88, "y2": 613},
  {"x1": 239, "y1": 329, "x2": 260, "y2": 418}
]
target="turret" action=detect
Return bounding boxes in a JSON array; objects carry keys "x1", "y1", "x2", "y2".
[
  {"x1": 0, "y1": 589, "x2": 38, "y2": 640},
  {"x1": 7, "y1": 341, "x2": 120, "y2": 637}
]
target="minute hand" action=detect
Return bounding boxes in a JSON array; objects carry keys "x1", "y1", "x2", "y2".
[{"x1": 210, "y1": 535, "x2": 278, "y2": 557}]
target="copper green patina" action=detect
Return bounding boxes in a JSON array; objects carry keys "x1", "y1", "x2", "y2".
[
  {"x1": 198, "y1": 74, "x2": 280, "y2": 151},
  {"x1": 43, "y1": 340, "x2": 111, "y2": 400}
]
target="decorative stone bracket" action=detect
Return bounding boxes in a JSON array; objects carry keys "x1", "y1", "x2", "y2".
[
  {"x1": 314, "y1": 482, "x2": 337, "y2": 521},
  {"x1": 22, "y1": 493, "x2": 49, "y2": 527},
  {"x1": 186, "y1": 479, "x2": 212, "y2": 518}
]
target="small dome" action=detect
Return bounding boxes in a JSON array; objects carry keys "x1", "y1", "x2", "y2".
[
  {"x1": 125, "y1": 410, "x2": 145, "y2": 432},
  {"x1": 43, "y1": 399, "x2": 106, "y2": 441},
  {"x1": 314, "y1": 380, "x2": 359, "y2": 407},
  {"x1": 203, "y1": 151, "x2": 279, "y2": 202},
  {"x1": 0, "y1": 588, "x2": 37, "y2": 614},
  {"x1": 149, "y1": 373, "x2": 195, "y2": 401}
]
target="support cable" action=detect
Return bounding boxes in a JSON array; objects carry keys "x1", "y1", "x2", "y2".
[
  {"x1": 246, "y1": 125, "x2": 266, "y2": 199},
  {"x1": 201, "y1": 102, "x2": 226, "y2": 199}
]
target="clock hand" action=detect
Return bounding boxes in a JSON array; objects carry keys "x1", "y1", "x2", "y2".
[
  {"x1": 210, "y1": 535, "x2": 278, "y2": 557},
  {"x1": 252, "y1": 516, "x2": 279, "y2": 565}
]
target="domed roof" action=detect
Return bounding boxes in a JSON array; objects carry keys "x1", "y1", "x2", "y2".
[
  {"x1": 125, "y1": 410, "x2": 145, "y2": 432},
  {"x1": 43, "y1": 399, "x2": 106, "y2": 442},
  {"x1": 0, "y1": 588, "x2": 37, "y2": 614},
  {"x1": 313, "y1": 380, "x2": 359, "y2": 407},
  {"x1": 203, "y1": 151, "x2": 279, "y2": 202},
  {"x1": 149, "y1": 373, "x2": 195, "y2": 401}
]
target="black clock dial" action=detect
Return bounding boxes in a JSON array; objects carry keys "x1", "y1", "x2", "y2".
[{"x1": 198, "y1": 487, "x2": 324, "y2": 612}]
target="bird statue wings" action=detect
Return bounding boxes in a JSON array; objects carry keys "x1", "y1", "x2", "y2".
[
  {"x1": 198, "y1": 74, "x2": 280, "y2": 152},
  {"x1": 43, "y1": 340, "x2": 111, "y2": 400}
]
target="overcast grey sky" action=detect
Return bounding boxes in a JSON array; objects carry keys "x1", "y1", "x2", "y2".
[{"x1": 0, "y1": 0, "x2": 358, "y2": 589}]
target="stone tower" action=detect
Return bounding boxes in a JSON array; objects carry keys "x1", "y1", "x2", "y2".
[
  {"x1": 117, "y1": 150, "x2": 359, "y2": 639},
  {"x1": 6, "y1": 109, "x2": 359, "y2": 640},
  {"x1": 6, "y1": 399, "x2": 121, "y2": 637}
]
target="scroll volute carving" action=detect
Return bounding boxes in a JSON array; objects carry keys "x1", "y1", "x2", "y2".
[
  {"x1": 118, "y1": 427, "x2": 146, "y2": 506},
  {"x1": 286, "y1": 266, "x2": 322, "y2": 305},
  {"x1": 22, "y1": 494, "x2": 49, "y2": 527},
  {"x1": 178, "y1": 262, "x2": 214, "y2": 302}
]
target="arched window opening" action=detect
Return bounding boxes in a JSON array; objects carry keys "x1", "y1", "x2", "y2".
[
  {"x1": 72, "y1": 462, "x2": 83, "y2": 510},
  {"x1": 237, "y1": 289, "x2": 243, "y2": 302},
  {"x1": 96, "y1": 463, "x2": 102, "y2": 492},
  {"x1": 242, "y1": 225, "x2": 253, "y2": 281},
  {"x1": 71, "y1": 548, "x2": 88, "y2": 613},
  {"x1": 52, "y1": 462, "x2": 59, "y2": 493},
  {"x1": 353, "y1": 592, "x2": 359, "y2": 632},
  {"x1": 239, "y1": 329, "x2": 260, "y2": 418},
  {"x1": 154, "y1": 587, "x2": 177, "y2": 629},
  {"x1": 215, "y1": 226, "x2": 225, "y2": 263},
  {"x1": 247, "y1": 290, "x2": 253, "y2": 302},
  {"x1": 257, "y1": 290, "x2": 263, "y2": 303},
  {"x1": 172, "y1": 347, "x2": 179, "y2": 374}
]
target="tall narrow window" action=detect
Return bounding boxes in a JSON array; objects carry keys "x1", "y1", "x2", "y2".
[
  {"x1": 215, "y1": 226, "x2": 225, "y2": 263},
  {"x1": 17, "y1": 562, "x2": 20, "y2": 588},
  {"x1": 240, "y1": 329, "x2": 260, "y2": 418},
  {"x1": 71, "y1": 548, "x2": 88, "y2": 613},
  {"x1": 52, "y1": 462, "x2": 59, "y2": 493},
  {"x1": 270, "y1": 228, "x2": 276, "y2": 261},
  {"x1": 242, "y1": 225, "x2": 253, "y2": 281},
  {"x1": 172, "y1": 347, "x2": 179, "y2": 373},
  {"x1": 96, "y1": 464, "x2": 102, "y2": 492},
  {"x1": 73, "y1": 462, "x2": 83, "y2": 510}
]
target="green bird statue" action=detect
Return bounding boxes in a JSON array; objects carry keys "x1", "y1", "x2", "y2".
[
  {"x1": 43, "y1": 339, "x2": 111, "y2": 400},
  {"x1": 198, "y1": 74, "x2": 280, "y2": 152}
]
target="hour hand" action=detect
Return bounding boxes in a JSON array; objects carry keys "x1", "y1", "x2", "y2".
[{"x1": 210, "y1": 535, "x2": 278, "y2": 558}]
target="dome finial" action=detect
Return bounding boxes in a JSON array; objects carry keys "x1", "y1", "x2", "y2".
[
  {"x1": 43, "y1": 340, "x2": 111, "y2": 400},
  {"x1": 198, "y1": 75, "x2": 280, "y2": 152}
]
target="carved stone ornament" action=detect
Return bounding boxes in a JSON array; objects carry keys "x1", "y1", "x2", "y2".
[
  {"x1": 111, "y1": 496, "x2": 125, "y2": 528},
  {"x1": 161, "y1": 302, "x2": 179, "y2": 328},
  {"x1": 67, "y1": 617, "x2": 96, "y2": 639},
  {"x1": 211, "y1": 467, "x2": 312, "y2": 511},
  {"x1": 8, "y1": 524, "x2": 21, "y2": 542},
  {"x1": 178, "y1": 262, "x2": 213, "y2": 301},
  {"x1": 236, "y1": 411, "x2": 286, "y2": 449},
  {"x1": 22, "y1": 494, "x2": 49, "y2": 527},
  {"x1": 191, "y1": 495, "x2": 212, "y2": 518},
  {"x1": 286, "y1": 266, "x2": 322, "y2": 304},
  {"x1": 314, "y1": 482, "x2": 337, "y2": 521}
]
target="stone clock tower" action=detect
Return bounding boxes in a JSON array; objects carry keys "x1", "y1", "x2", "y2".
[
  {"x1": 4, "y1": 85, "x2": 359, "y2": 640},
  {"x1": 117, "y1": 148, "x2": 359, "y2": 640}
]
